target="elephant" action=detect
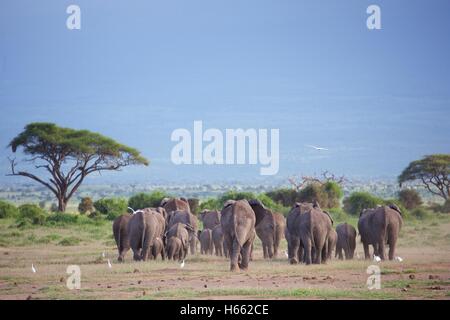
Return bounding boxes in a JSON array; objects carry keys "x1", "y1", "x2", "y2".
[
  {"x1": 286, "y1": 202, "x2": 314, "y2": 264},
  {"x1": 358, "y1": 205, "x2": 403, "y2": 260},
  {"x1": 143, "y1": 207, "x2": 167, "y2": 239},
  {"x1": 160, "y1": 197, "x2": 191, "y2": 222},
  {"x1": 199, "y1": 228, "x2": 213, "y2": 255},
  {"x1": 199, "y1": 210, "x2": 221, "y2": 229},
  {"x1": 112, "y1": 214, "x2": 132, "y2": 262},
  {"x1": 335, "y1": 223, "x2": 357, "y2": 260},
  {"x1": 166, "y1": 237, "x2": 183, "y2": 261},
  {"x1": 127, "y1": 211, "x2": 160, "y2": 261},
  {"x1": 250, "y1": 201, "x2": 286, "y2": 259},
  {"x1": 212, "y1": 225, "x2": 227, "y2": 257},
  {"x1": 150, "y1": 237, "x2": 165, "y2": 260},
  {"x1": 286, "y1": 202, "x2": 333, "y2": 265},
  {"x1": 167, "y1": 210, "x2": 199, "y2": 255},
  {"x1": 165, "y1": 222, "x2": 190, "y2": 260},
  {"x1": 220, "y1": 199, "x2": 265, "y2": 271}
]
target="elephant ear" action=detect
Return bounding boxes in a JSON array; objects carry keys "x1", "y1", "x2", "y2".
[
  {"x1": 388, "y1": 204, "x2": 402, "y2": 216},
  {"x1": 223, "y1": 200, "x2": 235, "y2": 209},
  {"x1": 200, "y1": 209, "x2": 209, "y2": 222},
  {"x1": 160, "y1": 198, "x2": 170, "y2": 207},
  {"x1": 248, "y1": 199, "x2": 267, "y2": 227},
  {"x1": 313, "y1": 200, "x2": 321, "y2": 210},
  {"x1": 323, "y1": 210, "x2": 334, "y2": 225},
  {"x1": 179, "y1": 197, "x2": 188, "y2": 203}
]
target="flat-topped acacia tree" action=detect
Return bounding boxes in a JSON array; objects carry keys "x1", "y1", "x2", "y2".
[
  {"x1": 398, "y1": 154, "x2": 450, "y2": 201},
  {"x1": 7, "y1": 123, "x2": 149, "y2": 212}
]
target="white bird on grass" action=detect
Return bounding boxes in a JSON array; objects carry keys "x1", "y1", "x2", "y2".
[
  {"x1": 306, "y1": 145, "x2": 329, "y2": 151},
  {"x1": 180, "y1": 260, "x2": 185, "y2": 269},
  {"x1": 107, "y1": 259, "x2": 112, "y2": 269},
  {"x1": 284, "y1": 250, "x2": 289, "y2": 258},
  {"x1": 31, "y1": 264, "x2": 36, "y2": 273},
  {"x1": 374, "y1": 255, "x2": 381, "y2": 262},
  {"x1": 395, "y1": 256, "x2": 403, "y2": 262},
  {"x1": 102, "y1": 251, "x2": 106, "y2": 258}
]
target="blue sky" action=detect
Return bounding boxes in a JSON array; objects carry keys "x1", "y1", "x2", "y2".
[{"x1": 0, "y1": 0, "x2": 449, "y2": 183}]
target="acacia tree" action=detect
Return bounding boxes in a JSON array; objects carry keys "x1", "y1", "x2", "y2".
[
  {"x1": 7, "y1": 123, "x2": 149, "y2": 211},
  {"x1": 398, "y1": 154, "x2": 450, "y2": 200}
]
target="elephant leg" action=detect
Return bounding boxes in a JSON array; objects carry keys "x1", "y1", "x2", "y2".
[
  {"x1": 363, "y1": 242, "x2": 370, "y2": 260},
  {"x1": 230, "y1": 239, "x2": 241, "y2": 271},
  {"x1": 303, "y1": 238, "x2": 312, "y2": 265},
  {"x1": 262, "y1": 243, "x2": 268, "y2": 259},
  {"x1": 267, "y1": 238, "x2": 274, "y2": 259},
  {"x1": 189, "y1": 238, "x2": 196, "y2": 255},
  {"x1": 378, "y1": 240, "x2": 386, "y2": 260},
  {"x1": 132, "y1": 248, "x2": 141, "y2": 261},
  {"x1": 387, "y1": 226, "x2": 397, "y2": 261},
  {"x1": 338, "y1": 247, "x2": 344, "y2": 260},
  {"x1": 239, "y1": 240, "x2": 252, "y2": 271},
  {"x1": 289, "y1": 237, "x2": 300, "y2": 264}
]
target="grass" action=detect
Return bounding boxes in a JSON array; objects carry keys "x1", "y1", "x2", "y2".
[{"x1": 0, "y1": 213, "x2": 449, "y2": 300}]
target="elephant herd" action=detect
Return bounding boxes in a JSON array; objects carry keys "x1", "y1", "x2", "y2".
[{"x1": 113, "y1": 197, "x2": 403, "y2": 271}]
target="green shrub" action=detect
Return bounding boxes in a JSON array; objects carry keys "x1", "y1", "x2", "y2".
[
  {"x1": 398, "y1": 189, "x2": 422, "y2": 210},
  {"x1": 45, "y1": 212, "x2": 79, "y2": 225},
  {"x1": 410, "y1": 207, "x2": 431, "y2": 220},
  {"x1": 219, "y1": 191, "x2": 257, "y2": 205},
  {"x1": 199, "y1": 198, "x2": 221, "y2": 211},
  {"x1": 188, "y1": 198, "x2": 200, "y2": 215},
  {"x1": 265, "y1": 188, "x2": 298, "y2": 207},
  {"x1": 322, "y1": 181, "x2": 343, "y2": 208},
  {"x1": 93, "y1": 198, "x2": 127, "y2": 220},
  {"x1": 327, "y1": 207, "x2": 349, "y2": 224},
  {"x1": 78, "y1": 197, "x2": 94, "y2": 215},
  {"x1": 343, "y1": 192, "x2": 383, "y2": 216},
  {"x1": 128, "y1": 190, "x2": 171, "y2": 211},
  {"x1": 0, "y1": 200, "x2": 19, "y2": 218},
  {"x1": 297, "y1": 183, "x2": 328, "y2": 207},
  {"x1": 429, "y1": 200, "x2": 450, "y2": 214},
  {"x1": 17, "y1": 204, "x2": 46, "y2": 225}
]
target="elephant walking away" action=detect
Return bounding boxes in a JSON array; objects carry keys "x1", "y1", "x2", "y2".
[
  {"x1": 113, "y1": 214, "x2": 132, "y2": 262},
  {"x1": 335, "y1": 223, "x2": 357, "y2": 260},
  {"x1": 326, "y1": 228, "x2": 337, "y2": 261},
  {"x1": 166, "y1": 237, "x2": 183, "y2": 261},
  {"x1": 199, "y1": 229, "x2": 214, "y2": 255},
  {"x1": 358, "y1": 205, "x2": 403, "y2": 260},
  {"x1": 150, "y1": 237, "x2": 165, "y2": 260},
  {"x1": 165, "y1": 222, "x2": 190, "y2": 261},
  {"x1": 167, "y1": 210, "x2": 199, "y2": 255},
  {"x1": 200, "y1": 210, "x2": 221, "y2": 229},
  {"x1": 127, "y1": 211, "x2": 160, "y2": 261},
  {"x1": 212, "y1": 225, "x2": 226, "y2": 257},
  {"x1": 221, "y1": 199, "x2": 265, "y2": 271}
]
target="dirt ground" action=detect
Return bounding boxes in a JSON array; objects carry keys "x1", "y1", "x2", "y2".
[{"x1": 0, "y1": 217, "x2": 449, "y2": 300}]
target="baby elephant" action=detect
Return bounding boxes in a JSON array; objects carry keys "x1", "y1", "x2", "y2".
[
  {"x1": 199, "y1": 229, "x2": 213, "y2": 255},
  {"x1": 335, "y1": 223, "x2": 357, "y2": 260},
  {"x1": 212, "y1": 225, "x2": 226, "y2": 257},
  {"x1": 166, "y1": 236, "x2": 183, "y2": 261},
  {"x1": 150, "y1": 237, "x2": 165, "y2": 260}
]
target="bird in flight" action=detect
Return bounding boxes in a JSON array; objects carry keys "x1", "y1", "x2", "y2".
[{"x1": 306, "y1": 145, "x2": 329, "y2": 151}]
